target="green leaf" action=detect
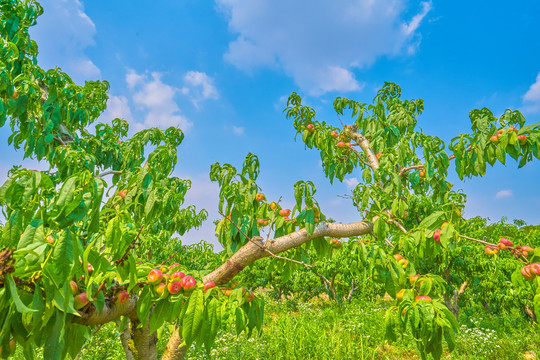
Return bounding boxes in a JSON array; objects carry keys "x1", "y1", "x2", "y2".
[
  {"x1": 235, "y1": 307, "x2": 247, "y2": 335},
  {"x1": 182, "y1": 289, "x2": 204, "y2": 347},
  {"x1": 202, "y1": 298, "x2": 219, "y2": 351},
  {"x1": 65, "y1": 324, "x2": 90, "y2": 359},
  {"x1": 50, "y1": 230, "x2": 75, "y2": 287},
  {"x1": 534, "y1": 294, "x2": 540, "y2": 321},
  {"x1": 418, "y1": 211, "x2": 445, "y2": 230},
  {"x1": 18, "y1": 219, "x2": 44, "y2": 249},
  {"x1": 53, "y1": 176, "x2": 77, "y2": 215},
  {"x1": 6, "y1": 275, "x2": 36, "y2": 313},
  {"x1": 136, "y1": 287, "x2": 152, "y2": 326},
  {"x1": 43, "y1": 310, "x2": 66, "y2": 360},
  {"x1": 495, "y1": 145, "x2": 506, "y2": 164},
  {"x1": 128, "y1": 255, "x2": 138, "y2": 293},
  {"x1": 145, "y1": 189, "x2": 156, "y2": 216},
  {"x1": 150, "y1": 300, "x2": 170, "y2": 333}
]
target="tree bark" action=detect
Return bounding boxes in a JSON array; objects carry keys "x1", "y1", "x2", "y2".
[
  {"x1": 78, "y1": 297, "x2": 138, "y2": 326},
  {"x1": 161, "y1": 326, "x2": 188, "y2": 360},
  {"x1": 119, "y1": 319, "x2": 135, "y2": 360},
  {"x1": 129, "y1": 317, "x2": 158, "y2": 360},
  {"x1": 203, "y1": 221, "x2": 373, "y2": 285},
  {"x1": 443, "y1": 281, "x2": 467, "y2": 320},
  {"x1": 525, "y1": 304, "x2": 537, "y2": 323},
  {"x1": 345, "y1": 280, "x2": 356, "y2": 303}
]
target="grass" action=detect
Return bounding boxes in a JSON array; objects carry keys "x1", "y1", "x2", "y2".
[
  {"x1": 184, "y1": 295, "x2": 540, "y2": 360},
  {"x1": 10, "y1": 295, "x2": 540, "y2": 359}
]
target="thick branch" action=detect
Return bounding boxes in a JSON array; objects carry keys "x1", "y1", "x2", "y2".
[
  {"x1": 77, "y1": 297, "x2": 138, "y2": 326},
  {"x1": 162, "y1": 327, "x2": 188, "y2": 360},
  {"x1": 344, "y1": 128, "x2": 379, "y2": 170},
  {"x1": 130, "y1": 316, "x2": 158, "y2": 360},
  {"x1": 220, "y1": 211, "x2": 315, "y2": 270},
  {"x1": 119, "y1": 319, "x2": 135, "y2": 360},
  {"x1": 203, "y1": 221, "x2": 372, "y2": 285}
]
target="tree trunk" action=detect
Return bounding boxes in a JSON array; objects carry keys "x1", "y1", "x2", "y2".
[
  {"x1": 161, "y1": 327, "x2": 188, "y2": 360},
  {"x1": 525, "y1": 304, "x2": 537, "y2": 323},
  {"x1": 344, "y1": 280, "x2": 356, "y2": 303},
  {"x1": 444, "y1": 281, "x2": 467, "y2": 320},
  {"x1": 119, "y1": 319, "x2": 135, "y2": 360},
  {"x1": 128, "y1": 318, "x2": 158, "y2": 360}
]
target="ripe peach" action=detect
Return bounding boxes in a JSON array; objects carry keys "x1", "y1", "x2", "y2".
[
  {"x1": 116, "y1": 291, "x2": 129, "y2": 305},
  {"x1": 167, "y1": 281, "x2": 182, "y2": 294},
  {"x1": 74, "y1": 292, "x2": 90, "y2": 310},
  {"x1": 147, "y1": 269, "x2": 163, "y2": 285},
  {"x1": 69, "y1": 281, "x2": 78, "y2": 295},
  {"x1": 204, "y1": 282, "x2": 216, "y2": 293}
]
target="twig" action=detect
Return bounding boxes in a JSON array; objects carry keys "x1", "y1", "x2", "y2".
[
  {"x1": 369, "y1": 229, "x2": 395, "y2": 248},
  {"x1": 398, "y1": 164, "x2": 425, "y2": 177},
  {"x1": 336, "y1": 114, "x2": 345, "y2": 127},
  {"x1": 350, "y1": 147, "x2": 371, "y2": 167},
  {"x1": 345, "y1": 280, "x2": 356, "y2": 303},
  {"x1": 388, "y1": 219, "x2": 407, "y2": 234},
  {"x1": 458, "y1": 234, "x2": 529, "y2": 264},
  {"x1": 115, "y1": 225, "x2": 144, "y2": 266},
  {"x1": 219, "y1": 211, "x2": 315, "y2": 270},
  {"x1": 458, "y1": 281, "x2": 468, "y2": 295},
  {"x1": 457, "y1": 234, "x2": 494, "y2": 246},
  {"x1": 98, "y1": 170, "x2": 122, "y2": 177},
  {"x1": 54, "y1": 136, "x2": 66, "y2": 146},
  {"x1": 92, "y1": 282, "x2": 107, "y2": 301}
]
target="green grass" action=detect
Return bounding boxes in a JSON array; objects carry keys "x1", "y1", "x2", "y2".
[
  {"x1": 11, "y1": 295, "x2": 540, "y2": 359},
  {"x1": 184, "y1": 295, "x2": 540, "y2": 360}
]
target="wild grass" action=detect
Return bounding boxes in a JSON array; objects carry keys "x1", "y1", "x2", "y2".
[{"x1": 11, "y1": 294, "x2": 540, "y2": 359}]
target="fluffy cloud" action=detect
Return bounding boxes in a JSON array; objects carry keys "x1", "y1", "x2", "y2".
[
  {"x1": 182, "y1": 71, "x2": 219, "y2": 107},
  {"x1": 344, "y1": 177, "x2": 359, "y2": 190},
  {"x1": 232, "y1": 126, "x2": 244, "y2": 135},
  {"x1": 217, "y1": 0, "x2": 432, "y2": 95},
  {"x1": 128, "y1": 70, "x2": 193, "y2": 131},
  {"x1": 30, "y1": 0, "x2": 100, "y2": 83},
  {"x1": 522, "y1": 72, "x2": 540, "y2": 113},
  {"x1": 99, "y1": 95, "x2": 133, "y2": 125},
  {"x1": 495, "y1": 189, "x2": 513, "y2": 199}
]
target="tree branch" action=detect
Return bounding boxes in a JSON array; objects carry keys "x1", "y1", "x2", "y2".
[
  {"x1": 219, "y1": 211, "x2": 316, "y2": 270},
  {"x1": 98, "y1": 170, "x2": 122, "y2": 177},
  {"x1": 203, "y1": 220, "x2": 373, "y2": 285},
  {"x1": 77, "y1": 297, "x2": 138, "y2": 326},
  {"x1": 344, "y1": 127, "x2": 379, "y2": 170},
  {"x1": 398, "y1": 164, "x2": 425, "y2": 177}
]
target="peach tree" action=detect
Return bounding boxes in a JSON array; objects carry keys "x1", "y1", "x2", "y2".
[{"x1": 1, "y1": 1, "x2": 540, "y2": 360}]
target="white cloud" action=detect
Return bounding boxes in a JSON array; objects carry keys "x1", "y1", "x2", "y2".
[
  {"x1": 181, "y1": 71, "x2": 219, "y2": 108},
  {"x1": 99, "y1": 95, "x2": 133, "y2": 125},
  {"x1": 522, "y1": 72, "x2": 540, "y2": 113},
  {"x1": 126, "y1": 71, "x2": 145, "y2": 89},
  {"x1": 344, "y1": 177, "x2": 359, "y2": 190},
  {"x1": 402, "y1": 1, "x2": 432, "y2": 35},
  {"x1": 30, "y1": 0, "x2": 100, "y2": 83},
  {"x1": 495, "y1": 189, "x2": 513, "y2": 199},
  {"x1": 217, "y1": 0, "x2": 432, "y2": 95},
  {"x1": 128, "y1": 71, "x2": 193, "y2": 131},
  {"x1": 232, "y1": 126, "x2": 244, "y2": 135}
]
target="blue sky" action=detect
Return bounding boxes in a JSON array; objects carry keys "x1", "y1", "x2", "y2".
[{"x1": 2, "y1": 0, "x2": 540, "y2": 248}]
